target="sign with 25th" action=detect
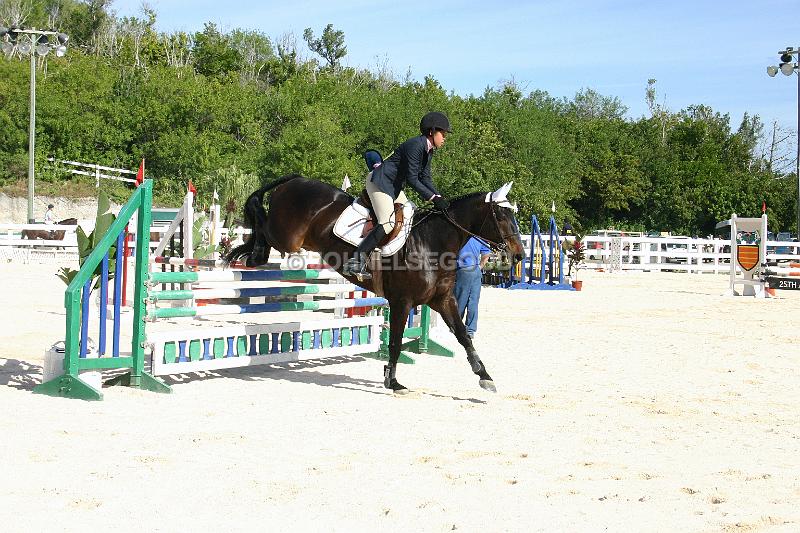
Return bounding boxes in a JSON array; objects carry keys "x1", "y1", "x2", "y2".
[{"x1": 766, "y1": 276, "x2": 800, "y2": 291}]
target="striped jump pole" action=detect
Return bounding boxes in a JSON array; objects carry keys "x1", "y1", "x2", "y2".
[
  {"x1": 764, "y1": 263, "x2": 800, "y2": 292},
  {"x1": 147, "y1": 296, "x2": 388, "y2": 319},
  {"x1": 764, "y1": 265, "x2": 800, "y2": 276},
  {"x1": 149, "y1": 268, "x2": 342, "y2": 285},
  {"x1": 152, "y1": 256, "x2": 330, "y2": 271},
  {"x1": 150, "y1": 282, "x2": 362, "y2": 302}
]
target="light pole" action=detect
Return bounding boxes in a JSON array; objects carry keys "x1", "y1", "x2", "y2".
[
  {"x1": 0, "y1": 27, "x2": 68, "y2": 222},
  {"x1": 768, "y1": 47, "x2": 800, "y2": 237}
]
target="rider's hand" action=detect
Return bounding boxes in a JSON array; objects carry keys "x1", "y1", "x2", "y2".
[{"x1": 432, "y1": 196, "x2": 450, "y2": 211}]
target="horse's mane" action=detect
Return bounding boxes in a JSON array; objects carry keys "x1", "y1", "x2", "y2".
[
  {"x1": 450, "y1": 191, "x2": 486, "y2": 203},
  {"x1": 412, "y1": 191, "x2": 488, "y2": 218}
]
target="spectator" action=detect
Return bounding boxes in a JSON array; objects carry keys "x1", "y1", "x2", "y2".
[{"x1": 454, "y1": 237, "x2": 491, "y2": 339}]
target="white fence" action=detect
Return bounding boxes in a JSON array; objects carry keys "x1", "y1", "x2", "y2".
[
  {"x1": 0, "y1": 223, "x2": 81, "y2": 264},
  {"x1": 522, "y1": 234, "x2": 800, "y2": 274},
  {"x1": 585, "y1": 234, "x2": 800, "y2": 273},
  {"x1": 5, "y1": 214, "x2": 800, "y2": 276}
]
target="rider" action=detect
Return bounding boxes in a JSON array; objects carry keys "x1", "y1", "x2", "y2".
[
  {"x1": 343, "y1": 111, "x2": 452, "y2": 279},
  {"x1": 44, "y1": 204, "x2": 56, "y2": 224}
]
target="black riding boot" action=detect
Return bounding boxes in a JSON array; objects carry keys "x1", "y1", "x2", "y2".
[{"x1": 342, "y1": 225, "x2": 387, "y2": 280}]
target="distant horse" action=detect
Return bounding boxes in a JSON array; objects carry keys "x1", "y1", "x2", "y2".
[
  {"x1": 227, "y1": 175, "x2": 525, "y2": 394},
  {"x1": 21, "y1": 218, "x2": 78, "y2": 240}
]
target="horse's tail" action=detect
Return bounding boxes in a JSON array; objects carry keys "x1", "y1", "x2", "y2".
[{"x1": 226, "y1": 174, "x2": 302, "y2": 265}]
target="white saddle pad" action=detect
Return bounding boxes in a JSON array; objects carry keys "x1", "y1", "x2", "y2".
[{"x1": 333, "y1": 200, "x2": 415, "y2": 257}]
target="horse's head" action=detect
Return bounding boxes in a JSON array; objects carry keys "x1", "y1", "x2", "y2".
[{"x1": 450, "y1": 183, "x2": 526, "y2": 263}]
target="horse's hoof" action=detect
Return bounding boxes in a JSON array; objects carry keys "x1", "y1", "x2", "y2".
[
  {"x1": 385, "y1": 377, "x2": 409, "y2": 395},
  {"x1": 479, "y1": 379, "x2": 497, "y2": 393}
]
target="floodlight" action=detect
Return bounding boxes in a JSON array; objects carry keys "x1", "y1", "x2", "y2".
[
  {"x1": 0, "y1": 41, "x2": 12, "y2": 54},
  {"x1": 36, "y1": 43, "x2": 50, "y2": 56},
  {"x1": 55, "y1": 45, "x2": 66, "y2": 57},
  {"x1": 57, "y1": 33, "x2": 69, "y2": 45},
  {"x1": 780, "y1": 62, "x2": 796, "y2": 76},
  {"x1": 781, "y1": 52, "x2": 793, "y2": 63},
  {"x1": 767, "y1": 65, "x2": 779, "y2": 77},
  {"x1": 17, "y1": 41, "x2": 30, "y2": 54}
]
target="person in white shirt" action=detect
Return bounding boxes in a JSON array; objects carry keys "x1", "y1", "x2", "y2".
[{"x1": 44, "y1": 204, "x2": 56, "y2": 224}]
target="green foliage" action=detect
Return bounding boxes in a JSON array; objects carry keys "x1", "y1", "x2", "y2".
[
  {"x1": 191, "y1": 214, "x2": 219, "y2": 259},
  {"x1": 193, "y1": 23, "x2": 243, "y2": 78},
  {"x1": 208, "y1": 165, "x2": 261, "y2": 227},
  {"x1": 0, "y1": 4, "x2": 794, "y2": 238},
  {"x1": 57, "y1": 190, "x2": 117, "y2": 290},
  {"x1": 303, "y1": 24, "x2": 347, "y2": 70}
]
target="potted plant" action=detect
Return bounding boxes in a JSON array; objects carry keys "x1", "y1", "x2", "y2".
[
  {"x1": 57, "y1": 190, "x2": 117, "y2": 295},
  {"x1": 565, "y1": 237, "x2": 585, "y2": 290}
]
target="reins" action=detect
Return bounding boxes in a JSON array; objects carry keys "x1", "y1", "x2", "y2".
[{"x1": 412, "y1": 202, "x2": 513, "y2": 253}]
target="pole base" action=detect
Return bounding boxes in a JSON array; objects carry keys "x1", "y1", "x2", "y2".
[
  {"x1": 33, "y1": 373, "x2": 103, "y2": 401},
  {"x1": 401, "y1": 337, "x2": 455, "y2": 358},
  {"x1": 106, "y1": 371, "x2": 172, "y2": 394}
]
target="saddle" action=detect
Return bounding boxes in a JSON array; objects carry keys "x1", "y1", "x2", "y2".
[{"x1": 355, "y1": 189, "x2": 405, "y2": 246}]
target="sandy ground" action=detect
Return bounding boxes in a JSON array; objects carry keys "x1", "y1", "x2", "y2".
[{"x1": 1, "y1": 262, "x2": 799, "y2": 532}]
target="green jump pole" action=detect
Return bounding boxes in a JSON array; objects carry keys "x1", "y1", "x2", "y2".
[{"x1": 364, "y1": 305, "x2": 454, "y2": 364}]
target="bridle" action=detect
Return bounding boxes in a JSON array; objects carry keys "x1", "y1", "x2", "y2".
[{"x1": 438, "y1": 202, "x2": 519, "y2": 253}]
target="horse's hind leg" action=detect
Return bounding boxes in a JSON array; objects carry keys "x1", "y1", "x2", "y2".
[
  {"x1": 429, "y1": 295, "x2": 496, "y2": 393},
  {"x1": 385, "y1": 299, "x2": 413, "y2": 395}
]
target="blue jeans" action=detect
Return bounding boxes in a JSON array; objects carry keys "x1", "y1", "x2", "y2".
[{"x1": 454, "y1": 266, "x2": 483, "y2": 336}]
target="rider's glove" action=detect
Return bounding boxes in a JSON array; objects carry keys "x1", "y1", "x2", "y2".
[{"x1": 432, "y1": 196, "x2": 450, "y2": 212}]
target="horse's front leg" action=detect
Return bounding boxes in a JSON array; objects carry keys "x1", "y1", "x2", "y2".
[
  {"x1": 385, "y1": 300, "x2": 413, "y2": 395},
  {"x1": 430, "y1": 295, "x2": 496, "y2": 393}
]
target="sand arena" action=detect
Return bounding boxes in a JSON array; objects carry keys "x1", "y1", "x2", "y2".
[{"x1": 1, "y1": 262, "x2": 798, "y2": 531}]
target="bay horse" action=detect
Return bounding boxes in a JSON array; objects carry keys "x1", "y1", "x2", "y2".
[
  {"x1": 227, "y1": 175, "x2": 525, "y2": 394},
  {"x1": 21, "y1": 218, "x2": 78, "y2": 240}
]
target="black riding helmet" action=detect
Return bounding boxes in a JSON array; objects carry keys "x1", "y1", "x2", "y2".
[{"x1": 420, "y1": 111, "x2": 452, "y2": 135}]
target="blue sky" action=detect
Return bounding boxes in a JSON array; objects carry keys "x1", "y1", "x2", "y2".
[{"x1": 113, "y1": 0, "x2": 799, "y2": 135}]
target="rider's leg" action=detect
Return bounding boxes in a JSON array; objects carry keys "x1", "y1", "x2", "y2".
[{"x1": 343, "y1": 180, "x2": 395, "y2": 279}]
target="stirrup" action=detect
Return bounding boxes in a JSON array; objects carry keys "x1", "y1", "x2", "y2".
[{"x1": 343, "y1": 257, "x2": 372, "y2": 281}]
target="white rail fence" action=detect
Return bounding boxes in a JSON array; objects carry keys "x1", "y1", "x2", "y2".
[
  {"x1": 0, "y1": 223, "x2": 80, "y2": 263},
  {"x1": 514, "y1": 232, "x2": 800, "y2": 275},
  {"x1": 544, "y1": 235, "x2": 800, "y2": 274},
  {"x1": 4, "y1": 215, "x2": 800, "y2": 276},
  {"x1": 0, "y1": 218, "x2": 248, "y2": 264}
]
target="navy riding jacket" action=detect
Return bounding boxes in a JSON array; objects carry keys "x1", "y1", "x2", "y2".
[{"x1": 369, "y1": 135, "x2": 440, "y2": 200}]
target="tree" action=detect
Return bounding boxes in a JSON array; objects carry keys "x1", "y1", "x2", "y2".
[
  {"x1": 303, "y1": 24, "x2": 346, "y2": 70},
  {"x1": 0, "y1": 0, "x2": 34, "y2": 27},
  {"x1": 193, "y1": 22, "x2": 241, "y2": 78},
  {"x1": 570, "y1": 117, "x2": 647, "y2": 226},
  {"x1": 646, "y1": 79, "x2": 672, "y2": 146},
  {"x1": 569, "y1": 88, "x2": 627, "y2": 121},
  {"x1": 61, "y1": 0, "x2": 113, "y2": 54},
  {"x1": 228, "y1": 28, "x2": 273, "y2": 84}
]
